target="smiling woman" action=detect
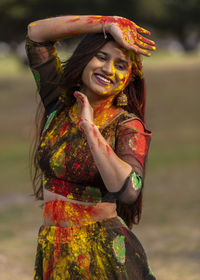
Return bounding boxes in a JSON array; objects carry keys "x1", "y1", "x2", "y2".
[
  {"x1": 81, "y1": 41, "x2": 132, "y2": 99},
  {"x1": 26, "y1": 15, "x2": 156, "y2": 279}
]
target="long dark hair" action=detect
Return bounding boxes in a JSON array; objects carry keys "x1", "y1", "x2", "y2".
[{"x1": 30, "y1": 33, "x2": 146, "y2": 229}]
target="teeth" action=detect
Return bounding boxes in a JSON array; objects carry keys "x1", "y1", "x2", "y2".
[{"x1": 96, "y1": 75, "x2": 111, "y2": 83}]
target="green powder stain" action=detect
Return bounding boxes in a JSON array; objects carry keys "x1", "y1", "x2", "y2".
[
  {"x1": 113, "y1": 235, "x2": 126, "y2": 264},
  {"x1": 42, "y1": 110, "x2": 57, "y2": 135},
  {"x1": 82, "y1": 186, "x2": 102, "y2": 203},
  {"x1": 131, "y1": 172, "x2": 142, "y2": 190},
  {"x1": 32, "y1": 69, "x2": 40, "y2": 93},
  {"x1": 149, "y1": 267, "x2": 154, "y2": 275}
]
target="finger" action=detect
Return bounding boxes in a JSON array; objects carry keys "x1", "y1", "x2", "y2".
[
  {"x1": 131, "y1": 44, "x2": 151, "y2": 56},
  {"x1": 74, "y1": 90, "x2": 85, "y2": 98},
  {"x1": 74, "y1": 91, "x2": 85, "y2": 102},
  {"x1": 119, "y1": 38, "x2": 148, "y2": 55},
  {"x1": 136, "y1": 38, "x2": 156, "y2": 51},
  {"x1": 137, "y1": 33, "x2": 155, "y2": 46},
  {"x1": 73, "y1": 92, "x2": 85, "y2": 111},
  {"x1": 135, "y1": 24, "x2": 151, "y2": 35}
]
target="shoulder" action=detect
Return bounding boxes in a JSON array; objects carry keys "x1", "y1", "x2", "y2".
[{"x1": 117, "y1": 110, "x2": 152, "y2": 136}]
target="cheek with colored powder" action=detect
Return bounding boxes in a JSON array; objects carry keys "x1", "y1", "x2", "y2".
[
  {"x1": 113, "y1": 72, "x2": 129, "y2": 94},
  {"x1": 102, "y1": 63, "x2": 116, "y2": 95},
  {"x1": 101, "y1": 81, "x2": 113, "y2": 95}
]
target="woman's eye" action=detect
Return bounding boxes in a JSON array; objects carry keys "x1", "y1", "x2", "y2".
[
  {"x1": 116, "y1": 64, "x2": 125, "y2": 70},
  {"x1": 96, "y1": 55, "x2": 106, "y2": 61}
]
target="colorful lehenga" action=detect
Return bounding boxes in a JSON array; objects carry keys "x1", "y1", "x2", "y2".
[{"x1": 26, "y1": 37, "x2": 156, "y2": 279}]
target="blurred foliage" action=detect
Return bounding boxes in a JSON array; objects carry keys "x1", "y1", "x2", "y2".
[{"x1": 0, "y1": 0, "x2": 200, "y2": 50}]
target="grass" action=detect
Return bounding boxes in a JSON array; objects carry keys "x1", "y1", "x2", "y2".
[{"x1": 0, "y1": 52, "x2": 200, "y2": 279}]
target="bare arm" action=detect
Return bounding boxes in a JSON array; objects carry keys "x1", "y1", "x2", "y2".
[
  {"x1": 81, "y1": 121, "x2": 132, "y2": 193},
  {"x1": 28, "y1": 16, "x2": 103, "y2": 42},
  {"x1": 28, "y1": 15, "x2": 155, "y2": 56}
]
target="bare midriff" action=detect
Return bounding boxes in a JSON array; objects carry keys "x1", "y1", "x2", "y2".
[{"x1": 43, "y1": 188, "x2": 117, "y2": 228}]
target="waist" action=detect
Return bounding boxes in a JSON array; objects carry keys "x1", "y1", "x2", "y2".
[
  {"x1": 43, "y1": 199, "x2": 117, "y2": 228},
  {"x1": 43, "y1": 177, "x2": 103, "y2": 203}
]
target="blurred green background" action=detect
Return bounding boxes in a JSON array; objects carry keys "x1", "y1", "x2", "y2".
[{"x1": 0, "y1": 1, "x2": 200, "y2": 279}]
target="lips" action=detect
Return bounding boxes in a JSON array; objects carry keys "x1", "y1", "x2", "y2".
[{"x1": 94, "y1": 73, "x2": 113, "y2": 85}]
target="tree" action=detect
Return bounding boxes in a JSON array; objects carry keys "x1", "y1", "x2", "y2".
[{"x1": 1, "y1": 0, "x2": 200, "y2": 51}]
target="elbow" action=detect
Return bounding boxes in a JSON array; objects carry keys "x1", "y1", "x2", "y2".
[
  {"x1": 27, "y1": 21, "x2": 42, "y2": 42},
  {"x1": 119, "y1": 191, "x2": 140, "y2": 205},
  {"x1": 27, "y1": 22, "x2": 36, "y2": 40}
]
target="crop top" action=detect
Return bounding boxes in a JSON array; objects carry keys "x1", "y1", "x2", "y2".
[{"x1": 25, "y1": 37, "x2": 152, "y2": 205}]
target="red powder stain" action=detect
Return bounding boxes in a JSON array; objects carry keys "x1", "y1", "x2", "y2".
[
  {"x1": 54, "y1": 227, "x2": 63, "y2": 261},
  {"x1": 105, "y1": 145, "x2": 111, "y2": 156},
  {"x1": 121, "y1": 77, "x2": 126, "y2": 83},
  {"x1": 60, "y1": 121, "x2": 69, "y2": 137},
  {"x1": 97, "y1": 138, "x2": 102, "y2": 148},
  {"x1": 93, "y1": 127, "x2": 98, "y2": 138},
  {"x1": 87, "y1": 16, "x2": 115, "y2": 25},
  {"x1": 66, "y1": 18, "x2": 80, "y2": 23},
  {"x1": 52, "y1": 200, "x2": 65, "y2": 224},
  {"x1": 87, "y1": 16, "x2": 134, "y2": 31},
  {"x1": 78, "y1": 254, "x2": 84, "y2": 264},
  {"x1": 65, "y1": 143, "x2": 70, "y2": 152},
  {"x1": 79, "y1": 96, "x2": 84, "y2": 103},
  {"x1": 44, "y1": 255, "x2": 54, "y2": 280},
  {"x1": 73, "y1": 162, "x2": 80, "y2": 169}
]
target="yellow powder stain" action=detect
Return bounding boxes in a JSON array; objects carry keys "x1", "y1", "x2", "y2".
[
  {"x1": 50, "y1": 142, "x2": 67, "y2": 178},
  {"x1": 29, "y1": 22, "x2": 38, "y2": 27}
]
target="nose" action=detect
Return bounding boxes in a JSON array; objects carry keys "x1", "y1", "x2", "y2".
[{"x1": 102, "y1": 60, "x2": 114, "y2": 76}]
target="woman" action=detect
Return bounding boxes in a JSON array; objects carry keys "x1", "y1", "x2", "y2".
[{"x1": 26, "y1": 15, "x2": 156, "y2": 279}]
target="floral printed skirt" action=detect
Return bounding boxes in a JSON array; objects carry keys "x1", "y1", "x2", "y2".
[{"x1": 33, "y1": 200, "x2": 155, "y2": 280}]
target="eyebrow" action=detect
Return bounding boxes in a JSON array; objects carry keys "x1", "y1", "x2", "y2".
[{"x1": 98, "y1": 51, "x2": 129, "y2": 66}]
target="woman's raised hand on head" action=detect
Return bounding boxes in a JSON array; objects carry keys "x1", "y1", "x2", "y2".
[{"x1": 104, "y1": 16, "x2": 156, "y2": 56}]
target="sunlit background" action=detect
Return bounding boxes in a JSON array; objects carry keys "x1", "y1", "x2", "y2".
[{"x1": 0, "y1": 1, "x2": 200, "y2": 279}]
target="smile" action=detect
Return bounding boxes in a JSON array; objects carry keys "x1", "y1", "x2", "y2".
[{"x1": 94, "y1": 74, "x2": 113, "y2": 85}]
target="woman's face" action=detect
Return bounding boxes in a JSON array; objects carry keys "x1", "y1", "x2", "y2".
[{"x1": 81, "y1": 41, "x2": 132, "y2": 99}]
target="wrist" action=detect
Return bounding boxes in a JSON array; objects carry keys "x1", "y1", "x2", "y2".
[
  {"x1": 103, "y1": 16, "x2": 115, "y2": 33},
  {"x1": 77, "y1": 118, "x2": 96, "y2": 132}
]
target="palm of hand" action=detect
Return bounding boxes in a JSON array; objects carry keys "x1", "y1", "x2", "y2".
[
  {"x1": 73, "y1": 91, "x2": 94, "y2": 126},
  {"x1": 110, "y1": 16, "x2": 155, "y2": 56},
  {"x1": 87, "y1": 15, "x2": 155, "y2": 56}
]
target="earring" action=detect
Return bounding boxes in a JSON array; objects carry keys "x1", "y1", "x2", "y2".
[{"x1": 116, "y1": 91, "x2": 128, "y2": 106}]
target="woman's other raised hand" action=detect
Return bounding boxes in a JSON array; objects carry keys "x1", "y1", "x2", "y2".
[{"x1": 88, "y1": 16, "x2": 156, "y2": 56}]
